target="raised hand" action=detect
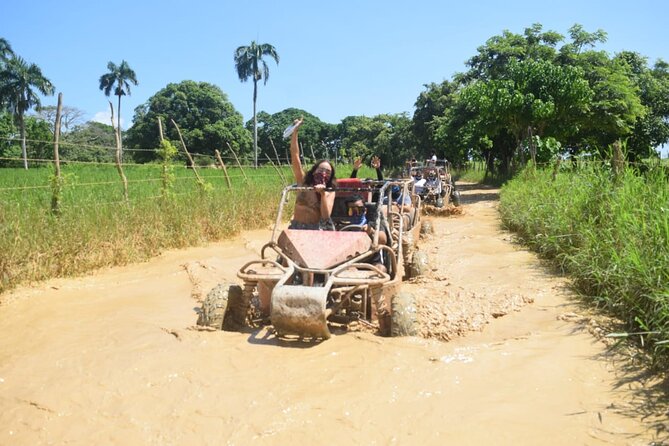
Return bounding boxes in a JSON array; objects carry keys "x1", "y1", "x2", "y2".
[
  {"x1": 353, "y1": 157, "x2": 363, "y2": 170},
  {"x1": 371, "y1": 156, "x2": 381, "y2": 169}
]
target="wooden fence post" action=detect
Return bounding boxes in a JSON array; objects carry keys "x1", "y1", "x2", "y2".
[
  {"x1": 51, "y1": 92, "x2": 63, "y2": 214},
  {"x1": 265, "y1": 154, "x2": 287, "y2": 184},
  {"x1": 551, "y1": 157, "x2": 561, "y2": 182},
  {"x1": 170, "y1": 119, "x2": 204, "y2": 186},
  {"x1": 269, "y1": 137, "x2": 283, "y2": 166},
  {"x1": 215, "y1": 149, "x2": 233, "y2": 190},
  {"x1": 612, "y1": 140, "x2": 625, "y2": 183},
  {"x1": 226, "y1": 142, "x2": 248, "y2": 183}
]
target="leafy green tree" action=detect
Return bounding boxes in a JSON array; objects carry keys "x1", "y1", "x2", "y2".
[
  {"x1": 338, "y1": 115, "x2": 380, "y2": 161},
  {"x1": 370, "y1": 113, "x2": 414, "y2": 169},
  {"x1": 464, "y1": 23, "x2": 564, "y2": 82},
  {"x1": 61, "y1": 121, "x2": 116, "y2": 162},
  {"x1": 0, "y1": 111, "x2": 19, "y2": 165},
  {"x1": 568, "y1": 50, "x2": 645, "y2": 153},
  {"x1": 234, "y1": 41, "x2": 279, "y2": 168},
  {"x1": 0, "y1": 56, "x2": 54, "y2": 169},
  {"x1": 0, "y1": 112, "x2": 51, "y2": 167},
  {"x1": 254, "y1": 108, "x2": 336, "y2": 164},
  {"x1": 455, "y1": 58, "x2": 591, "y2": 170},
  {"x1": 98, "y1": 60, "x2": 138, "y2": 160},
  {"x1": 125, "y1": 80, "x2": 251, "y2": 163},
  {"x1": 412, "y1": 81, "x2": 458, "y2": 160},
  {"x1": 338, "y1": 114, "x2": 414, "y2": 169},
  {"x1": 420, "y1": 23, "x2": 651, "y2": 172},
  {"x1": 614, "y1": 52, "x2": 669, "y2": 161}
]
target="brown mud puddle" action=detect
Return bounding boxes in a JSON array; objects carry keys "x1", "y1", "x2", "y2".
[{"x1": 0, "y1": 183, "x2": 666, "y2": 445}]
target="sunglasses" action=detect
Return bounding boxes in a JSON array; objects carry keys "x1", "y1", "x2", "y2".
[{"x1": 347, "y1": 205, "x2": 366, "y2": 216}]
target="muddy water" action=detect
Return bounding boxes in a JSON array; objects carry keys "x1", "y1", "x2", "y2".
[{"x1": 0, "y1": 184, "x2": 664, "y2": 445}]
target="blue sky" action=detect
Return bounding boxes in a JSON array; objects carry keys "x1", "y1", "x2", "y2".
[{"x1": 3, "y1": 0, "x2": 668, "y2": 154}]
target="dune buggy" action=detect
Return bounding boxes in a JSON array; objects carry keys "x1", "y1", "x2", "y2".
[
  {"x1": 410, "y1": 159, "x2": 460, "y2": 207},
  {"x1": 197, "y1": 178, "x2": 427, "y2": 340}
]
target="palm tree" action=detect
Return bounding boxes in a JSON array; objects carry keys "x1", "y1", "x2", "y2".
[
  {"x1": 234, "y1": 41, "x2": 279, "y2": 168},
  {"x1": 0, "y1": 38, "x2": 13, "y2": 62},
  {"x1": 0, "y1": 56, "x2": 54, "y2": 169},
  {"x1": 0, "y1": 38, "x2": 15, "y2": 110},
  {"x1": 99, "y1": 60, "x2": 138, "y2": 161}
]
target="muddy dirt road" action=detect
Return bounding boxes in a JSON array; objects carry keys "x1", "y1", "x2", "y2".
[{"x1": 0, "y1": 184, "x2": 666, "y2": 445}]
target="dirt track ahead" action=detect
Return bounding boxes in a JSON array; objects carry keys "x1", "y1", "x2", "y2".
[{"x1": 0, "y1": 183, "x2": 665, "y2": 445}]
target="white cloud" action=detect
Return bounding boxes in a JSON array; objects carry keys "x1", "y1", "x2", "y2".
[{"x1": 92, "y1": 111, "x2": 125, "y2": 129}]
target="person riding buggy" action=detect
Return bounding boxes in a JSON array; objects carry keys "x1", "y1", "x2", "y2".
[
  {"x1": 196, "y1": 177, "x2": 424, "y2": 340},
  {"x1": 409, "y1": 159, "x2": 460, "y2": 207}
]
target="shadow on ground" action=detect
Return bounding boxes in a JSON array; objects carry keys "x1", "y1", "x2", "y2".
[{"x1": 456, "y1": 182, "x2": 501, "y2": 204}]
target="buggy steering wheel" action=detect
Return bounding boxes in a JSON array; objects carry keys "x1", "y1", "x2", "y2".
[{"x1": 339, "y1": 224, "x2": 366, "y2": 232}]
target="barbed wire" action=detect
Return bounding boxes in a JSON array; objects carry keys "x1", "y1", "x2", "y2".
[
  {"x1": 0, "y1": 136, "x2": 293, "y2": 163},
  {"x1": 35, "y1": 180, "x2": 285, "y2": 211},
  {"x1": 0, "y1": 172, "x2": 285, "y2": 192},
  {"x1": 0, "y1": 155, "x2": 293, "y2": 170}
]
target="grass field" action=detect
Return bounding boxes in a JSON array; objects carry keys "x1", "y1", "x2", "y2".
[
  {"x1": 0, "y1": 161, "x2": 378, "y2": 294},
  {"x1": 499, "y1": 162, "x2": 669, "y2": 368}
]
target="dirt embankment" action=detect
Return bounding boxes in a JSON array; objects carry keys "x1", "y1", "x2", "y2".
[{"x1": 0, "y1": 182, "x2": 666, "y2": 445}]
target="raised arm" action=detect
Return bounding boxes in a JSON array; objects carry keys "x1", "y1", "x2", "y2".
[
  {"x1": 289, "y1": 118, "x2": 304, "y2": 184},
  {"x1": 371, "y1": 156, "x2": 383, "y2": 181},
  {"x1": 350, "y1": 157, "x2": 362, "y2": 178}
]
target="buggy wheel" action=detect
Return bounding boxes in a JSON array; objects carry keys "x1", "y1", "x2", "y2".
[
  {"x1": 408, "y1": 250, "x2": 429, "y2": 278},
  {"x1": 197, "y1": 283, "x2": 246, "y2": 331},
  {"x1": 391, "y1": 291, "x2": 418, "y2": 337},
  {"x1": 420, "y1": 220, "x2": 434, "y2": 236},
  {"x1": 451, "y1": 190, "x2": 461, "y2": 206},
  {"x1": 435, "y1": 197, "x2": 444, "y2": 208}
]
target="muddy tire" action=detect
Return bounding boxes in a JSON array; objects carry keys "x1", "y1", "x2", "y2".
[
  {"x1": 197, "y1": 283, "x2": 246, "y2": 331},
  {"x1": 451, "y1": 190, "x2": 461, "y2": 207},
  {"x1": 390, "y1": 291, "x2": 417, "y2": 337},
  {"x1": 420, "y1": 220, "x2": 434, "y2": 236},
  {"x1": 408, "y1": 250, "x2": 429, "y2": 278},
  {"x1": 401, "y1": 231, "x2": 415, "y2": 270},
  {"x1": 435, "y1": 197, "x2": 444, "y2": 208}
]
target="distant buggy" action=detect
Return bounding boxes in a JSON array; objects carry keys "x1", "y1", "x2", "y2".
[{"x1": 410, "y1": 160, "x2": 460, "y2": 207}]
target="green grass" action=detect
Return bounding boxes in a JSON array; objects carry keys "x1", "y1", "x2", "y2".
[
  {"x1": 0, "y1": 163, "x2": 293, "y2": 293},
  {"x1": 0, "y1": 161, "x2": 365, "y2": 294},
  {"x1": 499, "y1": 163, "x2": 669, "y2": 368},
  {"x1": 454, "y1": 162, "x2": 512, "y2": 186}
]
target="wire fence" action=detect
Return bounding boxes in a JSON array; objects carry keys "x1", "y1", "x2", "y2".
[
  {"x1": 3, "y1": 135, "x2": 666, "y2": 215},
  {"x1": 0, "y1": 136, "x2": 294, "y2": 166},
  {"x1": 0, "y1": 134, "x2": 297, "y2": 214}
]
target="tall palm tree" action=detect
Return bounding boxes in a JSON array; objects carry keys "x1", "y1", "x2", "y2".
[
  {"x1": 234, "y1": 41, "x2": 279, "y2": 168},
  {"x1": 99, "y1": 60, "x2": 138, "y2": 161},
  {"x1": 0, "y1": 38, "x2": 13, "y2": 62},
  {"x1": 0, "y1": 38, "x2": 16, "y2": 110},
  {"x1": 0, "y1": 56, "x2": 54, "y2": 169}
]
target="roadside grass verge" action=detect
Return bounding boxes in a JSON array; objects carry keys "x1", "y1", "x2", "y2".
[
  {"x1": 0, "y1": 164, "x2": 297, "y2": 294},
  {"x1": 499, "y1": 164, "x2": 669, "y2": 368},
  {"x1": 455, "y1": 167, "x2": 511, "y2": 186},
  {"x1": 0, "y1": 162, "x2": 366, "y2": 295}
]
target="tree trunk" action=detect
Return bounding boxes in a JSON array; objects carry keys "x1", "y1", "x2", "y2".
[
  {"x1": 253, "y1": 78, "x2": 258, "y2": 169},
  {"x1": 19, "y1": 111, "x2": 28, "y2": 170},
  {"x1": 117, "y1": 94, "x2": 123, "y2": 163},
  {"x1": 109, "y1": 102, "x2": 128, "y2": 201}
]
